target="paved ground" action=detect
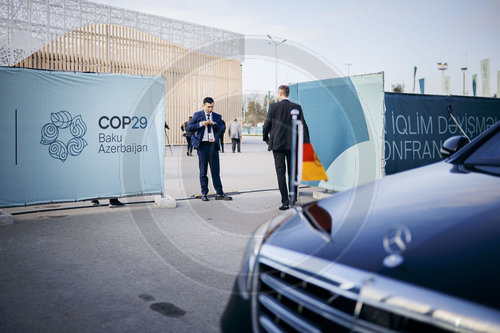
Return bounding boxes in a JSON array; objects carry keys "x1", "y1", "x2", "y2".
[{"x1": 0, "y1": 136, "x2": 321, "y2": 333}]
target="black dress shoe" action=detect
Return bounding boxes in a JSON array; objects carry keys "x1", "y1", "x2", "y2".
[
  {"x1": 201, "y1": 195, "x2": 209, "y2": 201},
  {"x1": 109, "y1": 198, "x2": 125, "y2": 208},
  {"x1": 215, "y1": 194, "x2": 232, "y2": 201},
  {"x1": 279, "y1": 204, "x2": 290, "y2": 210}
]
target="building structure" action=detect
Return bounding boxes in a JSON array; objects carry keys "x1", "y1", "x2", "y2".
[{"x1": 0, "y1": 0, "x2": 243, "y2": 144}]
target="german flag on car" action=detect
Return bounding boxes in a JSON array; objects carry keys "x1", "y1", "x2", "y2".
[
  {"x1": 296, "y1": 123, "x2": 328, "y2": 182},
  {"x1": 302, "y1": 142, "x2": 328, "y2": 181},
  {"x1": 302, "y1": 143, "x2": 328, "y2": 181}
]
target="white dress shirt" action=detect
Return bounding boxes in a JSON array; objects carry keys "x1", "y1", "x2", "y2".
[{"x1": 200, "y1": 112, "x2": 215, "y2": 142}]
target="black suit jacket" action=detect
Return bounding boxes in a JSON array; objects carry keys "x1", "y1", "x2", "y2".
[{"x1": 262, "y1": 99, "x2": 309, "y2": 151}]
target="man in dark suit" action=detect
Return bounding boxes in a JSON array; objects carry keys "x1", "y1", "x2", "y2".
[
  {"x1": 187, "y1": 97, "x2": 232, "y2": 201},
  {"x1": 263, "y1": 85, "x2": 309, "y2": 210}
]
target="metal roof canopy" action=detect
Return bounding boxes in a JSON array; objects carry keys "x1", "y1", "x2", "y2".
[{"x1": 0, "y1": 0, "x2": 244, "y2": 66}]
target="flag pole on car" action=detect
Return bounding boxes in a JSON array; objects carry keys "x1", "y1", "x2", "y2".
[{"x1": 290, "y1": 109, "x2": 300, "y2": 206}]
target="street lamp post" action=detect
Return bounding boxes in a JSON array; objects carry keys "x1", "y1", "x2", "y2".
[
  {"x1": 346, "y1": 63, "x2": 352, "y2": 77},
  {"x1": 267, "y1": 35, "x2": 287, "y2": 91},
  {"x1": 461, "y1": 67, "x2": 468, "y2": 95},
  {"x1": 461, "y1": 53, "x2": 468, "y2": 96}
]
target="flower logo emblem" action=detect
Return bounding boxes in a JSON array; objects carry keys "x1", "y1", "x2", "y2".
[{"x1": 40, "y1": 110, "x2": 88, "y2": 162}]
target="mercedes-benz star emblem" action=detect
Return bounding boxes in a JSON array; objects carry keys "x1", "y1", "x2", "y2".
[{"x1": 383, "y1": 226, "x2": 412, "y2": 268}]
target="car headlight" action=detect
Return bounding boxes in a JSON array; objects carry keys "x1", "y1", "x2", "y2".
[{"x1": 237, "y1": 210, "x2": 296, "y2": 298}]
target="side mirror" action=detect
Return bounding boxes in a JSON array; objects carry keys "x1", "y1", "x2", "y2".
[{"x1": 440, "y1": 135, "x2": 469, "y2": 159}]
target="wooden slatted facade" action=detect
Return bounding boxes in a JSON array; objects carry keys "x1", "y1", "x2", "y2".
[{"x1": 14, "y1": 24, "x2": 242, "y2": 145}]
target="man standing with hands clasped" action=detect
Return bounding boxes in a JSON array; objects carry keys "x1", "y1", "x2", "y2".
[
  {"x1": 263, "y1": 85, "x2": 309, "y2": 210},
  {"x1": 187, "y1": 97, "x2": 232, "y2": 201}
]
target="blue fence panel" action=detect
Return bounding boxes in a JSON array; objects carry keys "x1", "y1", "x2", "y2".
[
  {"x1": 0, "y1": 67, "x2": 165, "y2": 207},
  {"x1": 290, "y1": 74, "x2": 385, "y2": 190}
]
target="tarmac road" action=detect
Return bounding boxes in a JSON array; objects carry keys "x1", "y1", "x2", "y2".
[{"x1": 0, "y1": 136, "x2": 318, "y2": 333}]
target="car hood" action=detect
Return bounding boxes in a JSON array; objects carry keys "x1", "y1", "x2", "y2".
[{"x1": 266, "y1": 161, "x2": 500, "y2": 309}]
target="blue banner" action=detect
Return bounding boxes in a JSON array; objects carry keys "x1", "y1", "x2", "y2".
[
  {"x1": 290, "y1": 73, "x2": 385, "y2": 191},
  {"x1": 0, "y1": 67, "x2": 165, "y2": 207},
  {"x1": 384, "y1": 93, "x2": 500, "y2": 175}
]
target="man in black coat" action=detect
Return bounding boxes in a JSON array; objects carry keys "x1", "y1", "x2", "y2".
[{"x1": 263, "y1": 85, "x2": 309, "y2": 210}]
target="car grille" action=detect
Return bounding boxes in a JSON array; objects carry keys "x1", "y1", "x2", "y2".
[{"x1": 255, "y1": 260, "x2": 455, "y2": 333}]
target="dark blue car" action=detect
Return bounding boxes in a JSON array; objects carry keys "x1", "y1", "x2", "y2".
[{"x1": 222, "y1": 121, "x2": 500, "y2": 332}]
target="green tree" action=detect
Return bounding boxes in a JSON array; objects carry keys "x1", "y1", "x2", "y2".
[
  {"x1": 246, "y1": 99, "x2": 267, "y2": 126},
  {"x1": 392, "y1": 83, "x2": 405, "y2": 93},
  {"x1": 263, "y1": 94, "x2": 277, "y2": 112}
]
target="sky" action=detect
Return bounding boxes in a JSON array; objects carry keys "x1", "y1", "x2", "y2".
[{"x1": 95, "y1": 0, "x2": 500, "y2": 97}]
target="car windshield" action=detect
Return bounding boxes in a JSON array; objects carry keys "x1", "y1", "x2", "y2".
[{"x1": 464, "y1": 130, "x2": 500, "y2": 167}]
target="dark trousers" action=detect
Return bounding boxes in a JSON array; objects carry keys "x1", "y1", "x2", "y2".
[
  {"x1": 272, "y1": 149, "x2": 297, "y2": 205},
  {"x1": 219, "y1": 135, "x2": 224, "y2": 152},
  {"x1": 186, "y1": 135, "x2": 193, "y2": 153},
  {"x1": 231, "y1": 138, "x2": 241, "y2": 152},
  {"x1": 197, "y1": 142, "x2": 223, "y2": 196}
]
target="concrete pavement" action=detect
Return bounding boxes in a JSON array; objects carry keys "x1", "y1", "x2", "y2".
[{"x1": 0, "y1": 136, "x2": 319, "y2": 332}]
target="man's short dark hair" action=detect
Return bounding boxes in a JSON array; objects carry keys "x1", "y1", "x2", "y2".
[
  {"x1": 203, "y1": 97, "x2": 214, "y2": 104},
  {"x1": 278, "y1": 85, "x2": 290, "y2": 97}
]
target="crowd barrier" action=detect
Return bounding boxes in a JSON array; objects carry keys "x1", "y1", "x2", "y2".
[{"x1": 0, "y1": 67, "x2": 165, "y2": 207}]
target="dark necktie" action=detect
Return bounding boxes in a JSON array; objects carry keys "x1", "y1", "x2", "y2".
[{"x1": 207, "y1": 114, "x2": 212, "y2": 133}]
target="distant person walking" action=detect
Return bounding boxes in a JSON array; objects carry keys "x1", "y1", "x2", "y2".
[
  {"x1": 263, "y1": 85, "x2": 309, "y2": 210},
  {"x1": 181, "y1": 116, "x2": 193, "y2": 156},
  {"x1": 187, "y1": 97, "x2": 232, "y2": 201},
  {"x1": 228, "y1": 118, "x2": 242, "y2": 153}
]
